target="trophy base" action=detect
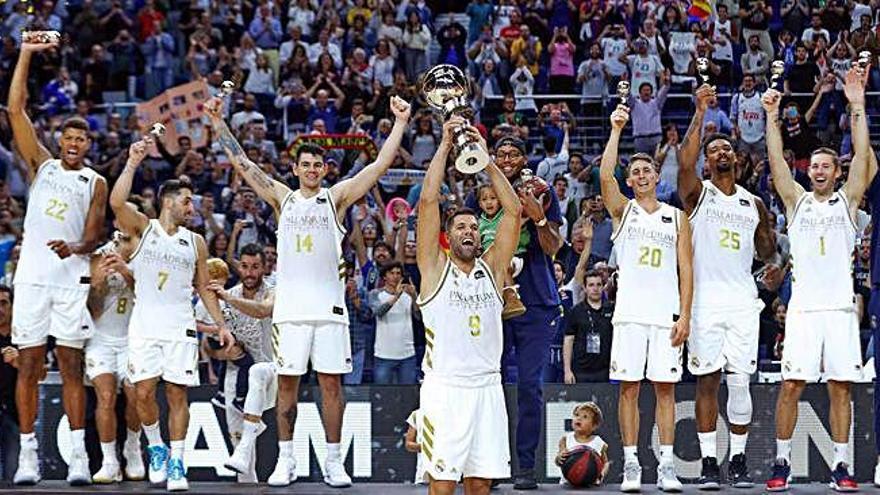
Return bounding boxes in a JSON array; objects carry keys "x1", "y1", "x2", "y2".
[{"x1": 455, "y1": 144, "x2": 490, "y2": 174}]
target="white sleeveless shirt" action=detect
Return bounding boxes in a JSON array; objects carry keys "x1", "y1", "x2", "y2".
[
  {"x1": 128, "y1": 220, "x2": 198, "y2": 342},
  {"x1": 565, "y1": 432, "x2": 607, "y2": 453},
  {"x1": 611, "y1": 200, "x2": 681, "y2": 327},
  {"x1": 417, "y1": 258, "x2": 503, "y2": 387},
  {"x1": 787, "y1": 191, "x2": 857, "y2": 311},
  {"x1": 690, "y1": 181, "x2": 760, "y2": 310},
  {"x1": 16, "y1": 159, "x2": 99, "y2": 289},
  {"x1": 92, "y1": 241, "x2": 134, "y2": 345},
  {"x1": 274, "y1": 188, "x2": 347, "y2": 325}
]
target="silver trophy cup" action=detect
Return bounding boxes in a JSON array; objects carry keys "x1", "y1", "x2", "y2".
[
  {"x1": 770, "y1": 61, "x2": 785, "y2": 91},
  {"x1": 419, "y1": 65, "x2": 490, "y2": 174},
  {"x1": 696, "y1": 57, "x2": 710, "y2": 86},
  {"x1": 617, "y1": 80, "x2": 631, "y2": 109}
]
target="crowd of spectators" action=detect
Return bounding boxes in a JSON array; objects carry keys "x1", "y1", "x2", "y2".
[{"x1": 0, "y1": 0, "x2": 875, "y2": 392}]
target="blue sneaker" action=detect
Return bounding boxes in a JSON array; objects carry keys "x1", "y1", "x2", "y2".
[
  {"x1": 167, "y1": 457, "x2": 189, "y2": 491},
  {"x1": 765, "y1": 459, "x2": 791, "y2": 492},
  {"x1": 147, "y1": 445, "x2": 168, "y2": 484}
]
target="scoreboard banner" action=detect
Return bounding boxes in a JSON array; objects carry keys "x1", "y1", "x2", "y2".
[{"x1": 35, "y1": 383, "x2": 877, "y2": 483}]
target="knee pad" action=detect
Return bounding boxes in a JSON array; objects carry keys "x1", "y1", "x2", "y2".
[{"x1": 726, "y1": 373, "x2": 752, "y2": 426}]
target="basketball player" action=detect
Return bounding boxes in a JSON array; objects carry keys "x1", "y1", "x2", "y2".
[
  {"x1": 204, "y1": 94, "x2": 411, "y2": 486},
  {"x1": 417, "y1": 115, "x2": 519, "y2": 495},
  {"x1": 678, "y1": 83, "x2": 777, "y2": 488},
  {"x1": 9, "y1": 35, "x2": 108, "y2": 486},
  {"x1": 600, "y1": 105, "x2": 693, "y2": 493},
  {"x1": 85, "y1": 229, "x2": 145, "y2": 483},
  {"x1": 110, "y1": 137, "x2": 234, "y2": 491},
  {"x1": 761, "y1": 68, "x2": 868, "y2": 492}
]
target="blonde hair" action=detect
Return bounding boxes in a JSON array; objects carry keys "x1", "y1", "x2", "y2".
[
  {"x1": 206, "y1": 258, "x2": 230, "y2": 282},
  {"x1": 573, "y1": 402, "x2": 603, "y2": 426}
]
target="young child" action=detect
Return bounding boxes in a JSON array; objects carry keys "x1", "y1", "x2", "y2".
[
  {"x1": 197, "y1": 258, "x2": 254, "y2": 412},
  {"x1": 556, "y1": 401, "x2": 609, "y2": 486},
  {"x1": 404, "y1": 409, "x2": 427, "y2": 485},
  {"x1": 477, "y1": 184, "x2": 526, "y2": 319}
]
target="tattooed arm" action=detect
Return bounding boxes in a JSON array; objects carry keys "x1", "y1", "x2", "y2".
[{"x1": 204, "y1": 97, "x2": 291, "y2": 212}]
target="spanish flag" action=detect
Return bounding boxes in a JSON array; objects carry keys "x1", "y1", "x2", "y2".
[{"x1": 688, "y1": 0, "x2": 713, "y2": 21}]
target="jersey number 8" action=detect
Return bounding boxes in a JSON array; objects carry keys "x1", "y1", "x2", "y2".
[{"x1": 468, "y1": 314, "x2": 481, "y2": 337}]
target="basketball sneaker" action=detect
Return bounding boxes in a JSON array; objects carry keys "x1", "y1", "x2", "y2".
[
  {"x1": 620, "y1": 460, "x2": 642, "y2": 493},
  {"x1": 92, "y1": 462, "x2": 122, "y2": 484},
  {"x1": 166, "y1": 457, "x2": 188, "y2": 492},
  {"x1": 66, "y1": 449, "x2": 92, "y2": 486},
  {"x1": 122, "y1": 440, "x2": 145, "y2": 480},
  {"x1": 766, "y1": 458, "x2": 791, "y2": 492},
  {"x1": 268, "y1": 455, "x2": 297, "y2": 486},
  {"x1": 657, "y1": 462, "x2": 683, "y2": 492},
  {"x1": 728, "y1": 453, "x2": 754, "y2": 488},
  {"x1": 147, "y1": 445, "x2": 169, "y2": 484},
  {"x1": 324, "y1": 457, "x2": 353, "y2": 487},
  {"x1": 13, "y1": 441, "x2": 40, "y2": 485},
  {"x1": 874, "y1": 462, "x2": 880, "y2": 487},
  {"x1": 829, "y1": 462, "x2": 858, "y2": 492},
  {"x1": 698, "y1": 457, "x2": 721, "y2": 490}
]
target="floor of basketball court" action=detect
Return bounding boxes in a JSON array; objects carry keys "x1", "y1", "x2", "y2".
[{"x1": 0, "y1": 481, "x2": 846, "y2": 493}]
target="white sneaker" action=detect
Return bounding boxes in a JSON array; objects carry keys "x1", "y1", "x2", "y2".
[
  {"x1": 147, "y1": 445, "x2": 169, "y2": 484},
  {"x1": 66, "y1": 449, "x2": 92, "y2": 486},
  {"x1": 657, "y1": 462, "x2": 683, "y2": 492},
  {"x1": 875, "y1": 463, "x2": 880, "y2": 488},
  {"x1": 620, "y1": 460, "x2": 642, "y2": 493},
  {"x1": 268, "y1": 456, "x2": 297, "y2": 487},
  {"x1": 323, "y1": 458, "x2": 352, "y2": 488},
  {"x1": 224, "y1": 440, "x2": 255, "y2": 475},
  {"x1": 123, "y1": 442, "x2": 145, "y2": 480},
  {"x1": 13, "y1": 445, "x2": 40, "y2": 485},
  {"x1": 92, "y1": 463, "x2": 122, "y2": 484}
]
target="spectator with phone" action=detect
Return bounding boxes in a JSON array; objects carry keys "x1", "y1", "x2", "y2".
[{"x1": 368, "y1": 261, "x2": 420, "y2": 384}]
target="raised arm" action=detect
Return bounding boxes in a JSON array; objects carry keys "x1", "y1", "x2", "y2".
[
  {"x1": 479, "y1": 141, "x2": 523, "y2": 280},
  {"x1": 109, "y1": 137, "x2": 151, "y2": 237},
  {"x1": 416, "y1": 118, "x2": 458, "y2": 293},
  {"x1": 572, "y1": 220, "x2": 594, "y2": 290},
  {"x1": 331, "y1": 96, "x2": 411, "y2": 213},
  {"x1": 204, "y1": 96, "x2": 290, "y2": 212},
  {"x1": 600, "y1": 105, "x2": 630, "y2": 223},
  {"x1": 194, "y1": 234, "x2": 234, "y2": 347},
  {"x1": 761, "y1": 89, "x2": 803, "y2": 213},
  {"x1": 8, "y1": 39, "x2": 54, "y2": 172},
  {"x1": 678, "y1": 84, "x2": 715, "y2": 212},
  {"x1": 754, "y1": 197, "x2": 778, "y2": 262},
  {"x1": 842, "y1": 66, "x2": 871, "y2": 206}
]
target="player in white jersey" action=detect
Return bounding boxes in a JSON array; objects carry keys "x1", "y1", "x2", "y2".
[
  {"x1": 8, "y1": 35, "x2": 108, "y2": 486},
  {"x1": 416, "y1": 116, "x2": 520, "y2": 495},
  {"x1": 110, "y1": 137, "x2": 233, "y2": 492},
  {"x1": 678, "y1": 83, "x2": 777, "y2": 489},
  {"x1": 85, "y1": 230, "x2": 146, "y2": 483},
  {"x1": 204, "y1": 93, "x2": 411, "y2": 487},
  {"x1": 600, "y1": 104, "x2": 693, "y2": 493},
  {"x1": 762, "y1": 68, "x2": 870, "y2": 492}
]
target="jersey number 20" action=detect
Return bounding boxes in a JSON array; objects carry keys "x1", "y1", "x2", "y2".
[{"x1": 638, "y1": 247, "x2": 662, "y2": 267}]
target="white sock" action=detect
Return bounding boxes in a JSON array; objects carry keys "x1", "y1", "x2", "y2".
[
  {"x1": 278, "y1": 440, "x2": 293, "y2": 459},
  {"x1": 241, "y1": 421, "x2": 261, "y2": 446},
  {"x1": 730, "y1": 432, "x2": 748, "y2": 457},
  {"x1": 833, "y1": 443, "x2": 848, "y2": 467},
  {"x1": 327, "y1": 442, "x2": 341, "y2": 461},
  {"x1": 659, "y1": 445, "x2": 674, "y2": 465},
  {"x1": 20, "y1": 431, "x2": 37, "y2": 448},
  {"x1": 143, "y1": 422, "x2": 163, "y2": 448},
  {"x1": 170, "y1": 440, "x2": 185, "y2": 460},
  {"x1": 776, "y1": 439, "x2": 792, "y2": 463},
  {"x1": 623, "y1": 446, "x2": 638, "y2": 463},
  {"x1": 70, "y1": 429, "x2": 86, "y2": 453},
  {"x1": 698, "y1": 431, "x2": 717, "y2": 459},
  {"x1": 101, "y1": 441, "x2": 118, "y2": 466},
  {"x1": 125, "y1": 428, "x2": 141, "y2": 449}
]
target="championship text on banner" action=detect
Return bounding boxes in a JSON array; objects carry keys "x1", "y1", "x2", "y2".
[
  {"x1": 135, "y1": 80, "x2": 212, "y2": 156},
  {"x1": 287, "y1": 134, "x2": 379, "y2": 161},
  {"x1": 35, "y1": 384, "x2": 877, "y2": 483}
]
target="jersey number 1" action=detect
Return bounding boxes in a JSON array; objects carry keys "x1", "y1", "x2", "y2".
[{"x1": 819, "y1": 236, "x2": 826, "y2": 256}]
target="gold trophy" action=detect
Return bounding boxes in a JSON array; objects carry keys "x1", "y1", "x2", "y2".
[
  {"x1": 770, "y1": 61, "x2": 785, "y2": 91},
  {"x1": 419, "y1": 65, "x2": 489, "y2": 174}
]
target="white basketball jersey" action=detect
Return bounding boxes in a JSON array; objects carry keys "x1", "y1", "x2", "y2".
[
  {"x1": 273, "y1": 188, "x2": 347, "y2": 324},
  {"x1": 690, "y1": 181, "x2": 760, "y2": 309},
  {"x1": 417, "y1": 258, "x2": 503, "y2": 386},
  {"x1": 611, "y1": 200, "x2": 681, "y2": 327},
  {"x1": 92, "y1": 242, "x2": 134, "y2": 345},
  {"x1": 16, "y1": 159, "x2": 99, "y2": 289},
  {"x1": 128, "y1": 220, "x2": 198, "y2": 342},
  {"x1": 787, "y1": 191, "x2": 857, "y2": 311}
]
